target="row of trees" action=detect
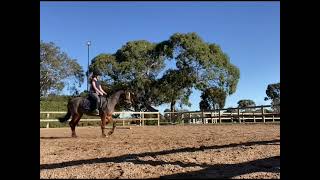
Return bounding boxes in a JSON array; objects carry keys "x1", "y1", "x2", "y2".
[
  {"x1": 89, "y1": 32, "x2": 240, "y2": 112},
  {"x1": 200, "y1": 82, "x2": 280, "y2": 113},
  {"x1": 40, "y1": 32, "x2": 279, "y2": 113},
  {"x1": 163, "y1": 82, "x2": 280, "y2": 113},
  {"x1": 40, "y1": 32, "x2": 240, "y2": 112}
]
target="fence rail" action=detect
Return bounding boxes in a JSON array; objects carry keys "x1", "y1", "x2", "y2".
[
  {"x1": 41, "y1": 105, "x2": 279, "y2": 128},
  {"x1": 164, "y1": 105, "x2": 280, "y2": 124},
  {"x1": 40, "y1": 111, "x2": 160, "y2": 128}
]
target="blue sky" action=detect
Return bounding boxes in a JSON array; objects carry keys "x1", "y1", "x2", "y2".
[{"x1": 40, "y1": 1, "x2": 280, "y2": 113}]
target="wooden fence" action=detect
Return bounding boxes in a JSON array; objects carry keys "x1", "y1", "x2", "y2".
[
  {"x1": 164, "y1": 105, "x2": 280, "y2": 124},
  {"x1": 40, "y1": 111, "x2": 160, "y2": 128},
  {"x1": 41, "y1": 105, "x2": 279, "y2": 128}
]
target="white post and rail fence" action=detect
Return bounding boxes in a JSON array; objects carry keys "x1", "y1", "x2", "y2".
[
  {"x1": 40, "y1": 111, "x2": 160, "y2": 128},
  {"x1": 163, "y1": 105, "x2": 280, "y2": 124},
  {"x1": 40, "y1": 105, "x2": 279, "y2": 128}
]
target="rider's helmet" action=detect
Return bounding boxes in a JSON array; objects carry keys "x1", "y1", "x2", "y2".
[{"x1": 92, "y1": 69, "x2": 102, "y2": 76}]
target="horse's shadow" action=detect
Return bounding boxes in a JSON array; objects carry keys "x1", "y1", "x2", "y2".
[{"x1": 40, "y1": 139, "x2": 280, "y2": 178}]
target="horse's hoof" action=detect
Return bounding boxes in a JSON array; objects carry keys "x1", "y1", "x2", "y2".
[
  {"x1": 72, "y1": 135, "x2": 78, "y2": 138},
  {"x1": 101, "y1": 134, "x2": 107, "y2": 138},
  {"x1": 107, "y1": 131, "x2": 114, "y2": 136}
]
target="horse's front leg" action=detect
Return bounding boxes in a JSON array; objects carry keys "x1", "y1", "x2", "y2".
[
  {"x1": 100, "y1": 113, "x2": 107, "y2": 137},
  {"x1": 107, "y1": 116, "x2": 116, "y2": 136}
]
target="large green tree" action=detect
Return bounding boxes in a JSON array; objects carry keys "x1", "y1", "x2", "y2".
[
  {"x1": 237, "y1": 99, "x2": 256, "y2": 112},
  {"x1": 89, "y1": 40, "x2": 165, "y2": 112},
  {"x1": 157, "y1": 68, "x2": 194, "y2": 112},
  {"x1": 166, "y1": 33, "x2": 239, "y2": 111},
  {"x1": 199, "y1": 87, "x2": 227, "y2": 110},
  {"x1": 90, "y1": 32, "x2": 240, "y2": 112},
  {"x1": 264, "y1": 82, "x2": 280, "y2": 112},
  {"x1": 40, "y1": 41, "x2": 84, "y2": 97},
  {"x1": 167, "y1": 33, "x2": 240, "y2": 94},
  {"x1": 237, "y1": 99, "x2": 256, "y2": 108}
]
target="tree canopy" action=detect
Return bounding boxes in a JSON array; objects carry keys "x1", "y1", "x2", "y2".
[
  {"x1": 40, "y1": 41, "x2": 84, "y2": 97},
  {"x1": 89, "y1": 32, "x2": 240, "y2": 112},
  {"x1": 199, "y1": 87, "x2": 227, "y2": 111},
  {"x1": 265, "y1": 82, "x2": 280, "y2": 112},
  {"x1": 237, "y1": 99, "x2": 256, "y2": 108}
]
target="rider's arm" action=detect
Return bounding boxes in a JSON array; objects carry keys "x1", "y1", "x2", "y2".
[
  {"x1": 92, "y1": 79, "x2": 103, "y2": 95},
  {"x1": 99, "y1": 85, "x2": 107, "y2": 95}
]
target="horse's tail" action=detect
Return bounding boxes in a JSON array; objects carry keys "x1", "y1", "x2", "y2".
[{"x1": 58, "y1": 103, "x2": 71, "y2": 123}]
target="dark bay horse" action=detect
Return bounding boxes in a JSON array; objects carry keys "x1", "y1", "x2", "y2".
[{"x1": 58, "y1": 90, "x2": 132, "y2": 138}]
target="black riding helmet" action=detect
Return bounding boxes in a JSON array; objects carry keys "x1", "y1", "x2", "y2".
[{"x1": 92, "y1": 69, "x2": 102, "y2": 76}]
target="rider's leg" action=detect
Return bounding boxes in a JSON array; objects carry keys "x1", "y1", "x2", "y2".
[{"x1": 91, "y1": 93, "x2": 100, "y2": 114}]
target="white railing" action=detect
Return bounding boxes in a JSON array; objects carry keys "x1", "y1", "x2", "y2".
[
  {"x1": 40, "y1": 111, "x2": 160, "y2": 128},
  {"x1": 41, "y1": 105, "x2": 280, "y2": 128},
  {"x1": 164, "y1": 105, "x2": 280, "y2": 124}
]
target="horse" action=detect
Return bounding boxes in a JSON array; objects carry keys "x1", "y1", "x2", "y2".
[{"x1": 58, "y1": 89, "x2": 132, "y2": 138}]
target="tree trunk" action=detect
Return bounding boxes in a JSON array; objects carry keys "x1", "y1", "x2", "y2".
[
  {"x1": 170, "y1": 100, "x2": 176, "y2": 123},
  {"x1": 170, "y1": 100, "x2": 176, "y2": 112}
]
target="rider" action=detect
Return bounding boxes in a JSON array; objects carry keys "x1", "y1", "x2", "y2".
[{"x1": 89, "y1": 69, "x2": 107, "y2": 114}]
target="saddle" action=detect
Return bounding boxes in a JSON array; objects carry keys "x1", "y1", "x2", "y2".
[{"x1": 82, "y1": 96, "x2": 105, "y2": 112}]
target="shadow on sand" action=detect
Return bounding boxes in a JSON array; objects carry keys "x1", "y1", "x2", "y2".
[{"x1": 41, "y1": 139, "x2": 280, "y2": 178}]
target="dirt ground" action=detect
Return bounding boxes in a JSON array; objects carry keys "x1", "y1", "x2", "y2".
[{"x1": 40, "y1": 124, "x2": 280, "y2": 179}]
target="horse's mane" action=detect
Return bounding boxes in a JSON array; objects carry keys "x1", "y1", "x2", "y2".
[
  {"x1": 104, "y1": 89, "x2": 129, "y2": 106},
  {"x1": 107, "y1": 89, "x2": 125, "y2": 98}
]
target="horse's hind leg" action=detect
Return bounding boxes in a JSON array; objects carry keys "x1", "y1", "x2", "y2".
[
  {"x1": 69, "y1": 114, "x2": 81, "y2": 138},
  {"x1": 100, "y1": 113, "x2": 107, "y2": 137},
  {"x1": 74, "y1": 113, "x2": 83, "y2": 126}
]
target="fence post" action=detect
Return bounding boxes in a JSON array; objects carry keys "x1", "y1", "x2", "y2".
[
  {"x1": 231, "y1": 112, "x2": 234, "y2": 123},
  {"x1": 253, "y1": 111, "x2": 256, "y2": 123},
  {"x1": 45, "y1": 113, "x2": 50, "y2": 128},
  {"x1": 212, "y1": 112, "x2": 214, "y2": 123},
  {"x1": 139, "y1": 112, "x2": 142, "y2": 126},
  {"x1": 219, "y1": 110, "x2": 221, "y2": 123},
  {"x1": 243, "y1": 112, "x2": 245, "y2": 123},
  {"x1": 262, "y1": 106, "x2": 265, "y2": 123},
  {"x1": 190, "y1": 113, "x2": 196, "y2": 124},
  {"x1": 216, "y1": 111, "x2": 218, "y2": 123},
  {"x1": 202, "y1": 111, "x2": 204, "y2": 124},
  {"x1": 181, "y1": 113, "x2": 184, "y2": 125},
  {"x1": 272, "y1": 114, "x2": 275, "y2": 122},
  {"x1": 158, "y1": 112, "x2": 160, "y2": 126},
  {"x1": 238, "y1": 108, "x2": 241, "y2": 123},
  {"x1": 142, "y1": 113, "x2": 145, "y2": 126}
]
